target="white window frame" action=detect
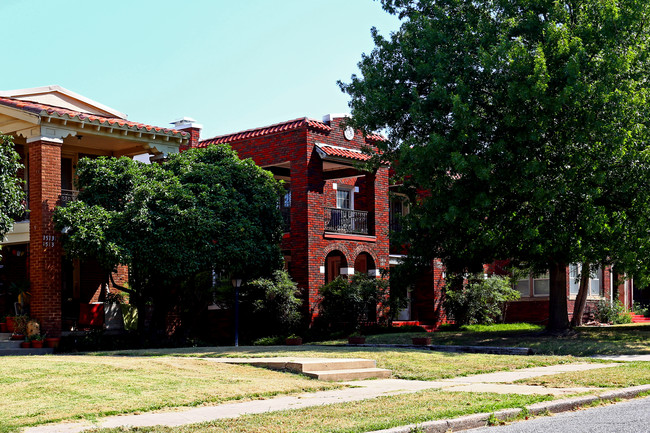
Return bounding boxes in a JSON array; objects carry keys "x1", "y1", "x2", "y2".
[
  {"x1": 533, "y1": 271, "x2": 550, "y2": 297},
  {"x1": 333, "y1": 183, "x2": 358, "y2": 210},
  {"x1": 568, "y1": 264, "x2": 605, "y2": 299}
]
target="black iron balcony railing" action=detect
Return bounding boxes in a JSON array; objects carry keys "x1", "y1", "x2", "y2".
[
  {"x1": 325, "y1": 208, "x2": 369, "y2": 235},
  {"x1": 280, "y1": 207, "x2": 291, "y2": 232},
  {"x1": 60, "y1": 189, "x2": 79, "y2": 206}
]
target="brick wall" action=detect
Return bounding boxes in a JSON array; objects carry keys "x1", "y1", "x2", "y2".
[
  {"x1": 28, "y1": 138, "x2": 63, "y2": 336},
  {"x1": 226, "y1": 117, "x2": 390, "y2": 323}
]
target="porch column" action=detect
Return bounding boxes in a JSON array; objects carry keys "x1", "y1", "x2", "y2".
[{"x1": 28, "y1": 137, "x2": 62, "y2": 337}]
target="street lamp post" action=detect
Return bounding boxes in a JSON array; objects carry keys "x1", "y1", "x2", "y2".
[{"x1": 232, "y1": 278, "x2": 242, "y2": 347}]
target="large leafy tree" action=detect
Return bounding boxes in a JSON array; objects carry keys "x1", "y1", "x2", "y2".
[
  {"x1": 54, "y1": 145, "x2": 284, "y2": 333},
  {"x1": 0, "y1": 134, "x2": 25, "y2": 251},
  {"x1": 341, "y1": 0, "x2": 650, "y2": 330}
]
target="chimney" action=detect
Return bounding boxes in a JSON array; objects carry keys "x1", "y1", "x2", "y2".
[{"x1": 171, "y1": 117, "x2": 202, "y2": 151}]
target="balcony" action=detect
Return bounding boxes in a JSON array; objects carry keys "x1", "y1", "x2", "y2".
[
  {"x1": 325, "y1": 208, "x2": 368, "y2": 235},
  {"x1": 60, "y1": 189, "x2": 79, "y2": 206}
]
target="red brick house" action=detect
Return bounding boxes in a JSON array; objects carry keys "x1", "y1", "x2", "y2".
[
  {"x1": 0, "y1": 86, "x2": 193, "y2": 337},
  {"x1": 198, "y1": 115, "x2": 634, "y2": 327},
  {"x1": 198, "y1": 114, "x2": 390, "y2": 320}
]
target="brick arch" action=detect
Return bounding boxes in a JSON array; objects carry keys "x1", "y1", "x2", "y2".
[
  {"x1": 321, "y1": 243, "x2": 352, "y2": 259},
  {"x1": 350, "y1": 246, "x2": 379, "y2": 266}
]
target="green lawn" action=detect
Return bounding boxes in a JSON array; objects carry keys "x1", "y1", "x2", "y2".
[
  {"x1": 103, "y1": 346, "x2": 582, "y2": 381},
  {"x1": 320, "y1": 323, "x2": 650, "y2": 356},
  {"x1": 86, "y1": 390, "x2": 552, "y2": 433},
  {"x1": 0, "y1": 356, "x2": 338, "y2": 433},
  {"x1": 3, "y1": 326, "x2": 647, "y2": 433},
  {"x1": 517, "y1": 362, "x2": 650, "y2": 388}
]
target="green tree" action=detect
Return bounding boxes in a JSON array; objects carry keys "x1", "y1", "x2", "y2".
[
  {"x1": 341, "y1": 0, "x2": 650, "y2": 331},
  {"x1": 0, "y1": 134, "x2": 25, "y2": 251},
  {"x1": 54, "y1": 144, "x2": 284, "y2": 334}
]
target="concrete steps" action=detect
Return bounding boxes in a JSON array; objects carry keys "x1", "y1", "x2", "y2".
[
  {"x1": 0, "y1": 332, "x2": 54, "y2": 356},
  {"x1": 303, "y1": 367, "x2": 391, "y2": 381},
  {"x1": 210, "y1": 357, "x2": 392, "y2": 381},
  {"x1": 630, "y1": 313, "x2": 650, "y2": 324}
]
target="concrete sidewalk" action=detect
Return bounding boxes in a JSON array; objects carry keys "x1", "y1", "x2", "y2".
[{"x1": 23, "y1": 361, "x2": 625, "y2": 433}]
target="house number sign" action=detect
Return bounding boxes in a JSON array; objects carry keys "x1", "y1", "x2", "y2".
[{"x1": 42, "y1": 235, "x2": 56, "y2": 248}]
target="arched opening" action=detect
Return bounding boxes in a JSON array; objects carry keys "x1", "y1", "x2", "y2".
[
  {"x1": 325, "y1": 250, "x2": 348, "y2": 283},
  {"x1": 354, "y1": 252, "x2": 376, "y2": 275}
]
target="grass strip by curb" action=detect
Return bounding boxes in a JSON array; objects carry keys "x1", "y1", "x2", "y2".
[{"x1": 366, "y1": 384, "x2": 650, "y2": 433}]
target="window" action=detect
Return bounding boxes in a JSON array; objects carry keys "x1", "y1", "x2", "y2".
[
  {"x1": 568, "y1": 264, "x2": 604, "y2": 298},
  {"x1": 336, "y1": 189, "x2": 351, "y2": 209},
  {"x1": 390, "y1": 195, "x2": 409, "y2": 232},
  {"x1": 533, "y1": 272, "x2": 550, "y2": 296},
  {"x1": 590, "y1": 267, "x2": 602, "y2": 297},
  {"x1": 515, "y1": 279, "x2": 530, "y2": 297},
  {"x1": 569, "y1": 264, "x2": 580, "y2": 295}
]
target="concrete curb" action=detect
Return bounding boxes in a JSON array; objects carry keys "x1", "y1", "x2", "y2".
[{"x1": 365, "y1": 384, "x2": 650, "y2": 433}]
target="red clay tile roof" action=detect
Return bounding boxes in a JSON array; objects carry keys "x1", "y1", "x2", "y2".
[
  {"x1": 0, "y1": 97, "x2": 188, "y2": 138},
  {"x1": 315, "y1": 144, "x2": 372, "y2": 162},
  {"x1": 365, "y1": 132, "x2": 386, "y2": 141},
  {"x1": 199, "y1": 117, "x2": 331, "y2": 146}
]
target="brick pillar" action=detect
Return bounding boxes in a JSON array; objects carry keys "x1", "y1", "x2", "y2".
[
  {"x1": 306, "y1": 151, "x2": 325, "y2": 318},
  {"x1": 28, "y1": 137, "x2": 62, "y2": 337},
  {"x1": 369, "y1": 166, "x2": 390, "y2": 269}
]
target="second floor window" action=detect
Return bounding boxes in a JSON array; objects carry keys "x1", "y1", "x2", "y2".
[{"x1": 336, "y1": 189, "x2": 351, "y2": 209}]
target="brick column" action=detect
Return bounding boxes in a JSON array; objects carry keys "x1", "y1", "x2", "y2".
[
  {"x1": 369, "y1": 166, "x2": 390, "y2": 269},
  {"x1": 28, "y1": 137, "x2": 63, "y2": 337}
]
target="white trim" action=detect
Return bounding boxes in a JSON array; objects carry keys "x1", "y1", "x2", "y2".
[
  {"x1": 367, "y1": 269, "x2": 380, "y2": 277},
  {"x1": 0, "y1": 85, "x2": 127, "y2": 119},
  {"x1": 389, "y1": 254, "x2": 406, "y2": 266},
  {"x1": 319, "y1": 266, "x2": 325, "y2": 274},
  {"x1": 340, "y1": 267, "x2": 355, "y2": 275},
  {"x1": 26, "y1": 136, "x2": 63, "y2": 144}
]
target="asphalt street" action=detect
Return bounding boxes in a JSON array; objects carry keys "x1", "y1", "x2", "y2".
[{"x1": 467, "y1": 396, "x2": 650, "y2": 433}]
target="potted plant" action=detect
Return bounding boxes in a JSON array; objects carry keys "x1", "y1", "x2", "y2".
[
  {"x1": 30, "y1": 334, "x2": 45, "y2": 348},
  {"x1": 285, "y1": 334, "x2": 303, "y2": 345},
  {"x1": 411, "y1": 336, "x2": 432, "y2": 346},
  {"x1": 11, "y1": 315, "x2": 29, "y2": 340},
  {"x1": 45, "y1": 337, "x2": 61, "y2": 349},
  {"x1": 20, "y1": 336, "x2": 30, "y2": 349},
  {"x1": 347, "y1": 332, "x2": 366, "y2": 345},
  {"x1": 6, "y1": 315, "x2": 16, "y2": 333}
]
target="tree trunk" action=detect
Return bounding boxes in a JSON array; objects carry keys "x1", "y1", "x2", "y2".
[
  {"x1": 547, "y1": 261, "x2": 570, "y2": 331},
  {"x1": 570, "y1": 263, "x2": 591, "y2": 327}
]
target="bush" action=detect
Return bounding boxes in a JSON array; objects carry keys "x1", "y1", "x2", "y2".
[
  {"x1": 633, "y1": 302, "x2": 650, "y2": 318},
  {"x1": 252, "y1": 335, "x2": 285, "y2": 346},
  {"x1": 246, "y1": 270, "x2": 301, "y2": 336},
  {"x1": 443, "y1": 275, "x2": 520, "y2": 325},
  {"x1": 318, "y1": 273, "x2": 390, "y2": 333},
  {"x1": 596, "y1": 300, "x2": 632, "y2": 324}
]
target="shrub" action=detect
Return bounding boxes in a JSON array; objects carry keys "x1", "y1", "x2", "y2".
[
  {"x1": 318, "y1": 273, "x2": 390, "y2": 333},
  {"x1": 246, "y1": 270, "x2": 301, "y2": 336},
  {"x1": 443, "y1": 275, "x2": 520, "y2": 325},
  {"x1": 596, "y1": 300, "x2": 632, "y2": 324},
  {"x1": 633, "y1": 302, "x2": 650, "y2": 318},
  {"x1": 252, "y1": 335, "x2": 285, "y2": 346}
]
